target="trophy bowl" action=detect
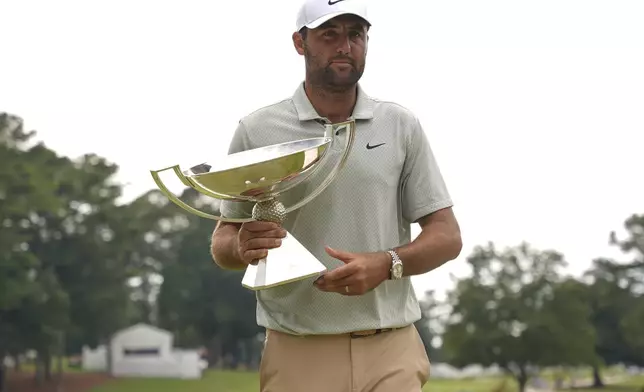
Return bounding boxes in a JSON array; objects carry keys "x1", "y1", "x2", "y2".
[
  {"x1": 182, "y1": 137, "x2": 331, "y2": 201},
  {"x1": 150, "y1": 120, "x2": 356, "y2": 291}
]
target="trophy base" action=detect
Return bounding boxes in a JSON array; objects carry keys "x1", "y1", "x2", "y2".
[{"x1": 241, "y1": 231, "x2": 327, "y2": 291}]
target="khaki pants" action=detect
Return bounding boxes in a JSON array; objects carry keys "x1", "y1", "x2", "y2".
[{"x1": 259, "y1": 324, "x2": 431, "y2": 392}]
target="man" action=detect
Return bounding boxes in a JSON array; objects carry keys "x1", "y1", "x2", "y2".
[{"x1": 210, "y1": 0, "x2": 462, "y2": 391}]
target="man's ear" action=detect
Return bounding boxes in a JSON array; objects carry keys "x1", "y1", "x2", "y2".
[{"x1": 292, "y1": 32, "x2": 305, "y2": 56}]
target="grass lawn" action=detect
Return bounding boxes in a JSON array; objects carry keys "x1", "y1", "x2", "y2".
[
  {"x1": 88, "y1": 371, "x2": 511, "y2": 392},
  {"x1": 572, "y1": 375, "x2": 644, "y2": 392},
  {"x1": 426, "y1": 374, "x2": 644, "y2": 392},
  {"x1": 89, "y1": 371, "x2": 260, "y2": 392},
  {"x1": 424, "y1": 376, "x2": 512, "y2": 391},
  {"x1": 87, "y1": 371, "x2": 644, "y2": 392}
]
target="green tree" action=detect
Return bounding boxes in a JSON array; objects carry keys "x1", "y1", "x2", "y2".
[
  {"x1": 156, "y1": 189, "x2": 261, "y2": 368},
  {"x1": 414, "y1": 290, "x2": 443, "y2": 362},
  {"x1": 114, "y1": 190, "x2": 186, "y2": 326},
  {"x1": 584, "y1": 213, "x2": 644, "y2": 387},
  {"x1": 610, "y1": 214, "x2": 644, "y2": 263},
  {"x1": 0, "y1": 113, "x2": 70, "y2": 390},
  {"x1": 584, "y1": 258, "x2": 641, "y2": 387},
  {"x1": 610, "y1": 214, "x2": 643, "y2": 359},
  {"x1": 441, "y1": 242, "x2": 596, "y2": 392},
  {"x1": 610, "y1": 213, "x2": 644, "y2": 292},
  {"x1": 621, "y1": 298, "x2": 644, "y2": 355},
  {"x1": 0, "y1": 112, "x2": 149, "y2": 389}
]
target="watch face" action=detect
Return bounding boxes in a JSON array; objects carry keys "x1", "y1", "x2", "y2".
[{"x1": 392, "y1": 263, "x2": 403, "y2": 278}]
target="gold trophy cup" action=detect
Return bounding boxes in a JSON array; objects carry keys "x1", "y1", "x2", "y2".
[{"x1": 150, "y1": 120, "x2": 356, "y2": 290}]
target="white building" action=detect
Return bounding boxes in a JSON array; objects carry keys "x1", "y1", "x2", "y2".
[
  {"x1": 82, "y1": 323, "x2": 205, "y2": 379},
  {"x1": 428, "y1": 363, "x2": 504, "y2": 379},
  {"x1": 81, "y1": 344, "x2": 107, "y2": 371}
]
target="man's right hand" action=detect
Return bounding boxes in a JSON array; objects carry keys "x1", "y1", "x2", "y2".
[{"x1": 236, "y1": 221, "x2": 287, "y2": 265}]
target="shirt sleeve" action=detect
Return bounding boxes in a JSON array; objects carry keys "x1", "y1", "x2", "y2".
[
  {"x1": 401, "y1": 116, "x2": 454, "y2": 223},
  {"x1": 218, "y1": 120, "x2": 255, "y2": 220}
]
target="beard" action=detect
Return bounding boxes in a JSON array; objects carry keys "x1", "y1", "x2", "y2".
[{"x1": 304, "y1": 48, "x2": 365, "y2": 91}]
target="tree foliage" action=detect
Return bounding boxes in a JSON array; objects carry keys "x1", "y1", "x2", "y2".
[
  {"x1": 156, "y1": 189, "x2": 261, "y2": 367},
  {"x1": 581, "y1": 214, "x2": 644, "y2": 386},
  {"x1": 414, "y1": 290, "x2": 443, "y2": 362},
  {"x1": 441, "y1": 242, "x2": 597, "y2": 392},
  {"x1": 0, "y1": 112, "x2": 260, "y2": 390},
  {"x1": 1, "y1": 111, "x2": 642, "y2": 391}
]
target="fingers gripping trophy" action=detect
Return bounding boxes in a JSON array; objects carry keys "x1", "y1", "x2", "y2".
[{"x1": 149, "y1": 120, "x2": 356, "y2": 291}]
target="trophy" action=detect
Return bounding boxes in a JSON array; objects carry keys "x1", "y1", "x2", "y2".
[{"x1": 149, "y1": 120, "x2": 356, "y2": 291}]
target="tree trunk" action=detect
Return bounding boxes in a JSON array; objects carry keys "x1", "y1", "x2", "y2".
[
  {"x1": 0, "y1": 346, "x2": 6, "y2": 392},
  {"x1": 34, "y1": 357, "x2": 43, "y2": 386},
  {"x1": 208, "y1": 336, "x2": 222, "y2": 369},
  {"x1": 55, "y1": 356, "x2": 64, "y2": 392},
  {"x1": 515, "y1": 366, "x2": 529, "y2": 392},
  {"x1": 517, "y1": 375, "x2": 528, "y2": 392},
  {"x1": 592, "y1": 366, "x2": 604, "y2": 387},
  {"x1": 43, "y1": 350, "x2": 52, "y2": 381},
  {"x1": 55, "y1": 331, "x2": 65, "y2": 392},
  {"x1": 0, "y1": 361, "x2": 6, "y2": 392},
  {"x1": 105, "y1": 337, "x2": 113, "y2": 377}
]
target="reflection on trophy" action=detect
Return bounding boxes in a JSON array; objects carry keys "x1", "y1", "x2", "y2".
[{"x1": 149, "y1": 120, "x2": 356, "y2": 291}]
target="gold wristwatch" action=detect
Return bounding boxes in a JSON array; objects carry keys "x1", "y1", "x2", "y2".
[{"x1": 387, "y1": 249, "x2": 403, "y2": 280}]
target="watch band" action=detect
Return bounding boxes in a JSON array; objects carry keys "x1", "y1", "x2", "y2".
[
  {"x1": 387, "y1": 249, "x2": 401, "y2": 264},
  {"x1": 387, "y1": 249, "x2": 403, "y2": 279}
]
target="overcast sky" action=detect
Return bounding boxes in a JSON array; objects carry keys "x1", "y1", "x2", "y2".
[{"x1": 2, "y1": 0, "x2": 643, "y2": 299}]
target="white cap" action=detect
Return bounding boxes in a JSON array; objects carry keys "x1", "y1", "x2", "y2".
[{"x1": 295, "y1": 0, "x2": 370, "y2": 32}]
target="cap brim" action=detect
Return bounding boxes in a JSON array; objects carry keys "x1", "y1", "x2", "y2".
[{"x1": 305, "y1": 11, "x2": 370, "y2": 29}]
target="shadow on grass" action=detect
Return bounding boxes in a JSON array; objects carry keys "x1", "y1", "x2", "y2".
[
  {"x1": 6, "y1": 370, "x2": 112, "y2": 392},
  {"x1": 569, "y1": 385, "x2": 644, "y2": 392}
]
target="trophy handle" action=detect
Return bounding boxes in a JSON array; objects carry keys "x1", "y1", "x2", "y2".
[
  {"x1": 283, "y1": 120, "x2": 356, "y2": 214},
  {"x1": 150, "y1": 165, "x2": 252, "y2": 223}
]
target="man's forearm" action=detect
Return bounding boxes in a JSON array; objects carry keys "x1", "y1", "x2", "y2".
[
  {"x1": 395, "y1": 209, "x2": 462, "y2": 277},
  {"x1": 210, "y1": 222, "x2": 247, "y2": 270},
  {"x1": 314, "y1": 208, "x2": 462, "y2": 296}
]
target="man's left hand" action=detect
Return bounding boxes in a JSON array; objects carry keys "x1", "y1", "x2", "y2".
[{"x1": 314, "y1": 246, "x2": 391, "y2": 296}]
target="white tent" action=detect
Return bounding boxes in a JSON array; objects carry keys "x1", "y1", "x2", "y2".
[{"x1": 82, "y1": 323, "x2": 205, "y2": 379}]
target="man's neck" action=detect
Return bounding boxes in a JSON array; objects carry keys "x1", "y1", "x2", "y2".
[{"x1": 304, "y1": 81, "x2": 358, "y2": 124}]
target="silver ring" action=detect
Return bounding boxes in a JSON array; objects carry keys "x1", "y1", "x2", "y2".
[{"x1": 345, "y1": 286, "x2": 349, "y2": 293}]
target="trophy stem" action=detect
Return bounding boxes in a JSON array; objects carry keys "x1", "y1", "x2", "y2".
[
  {"x1": 250, "y1": 198, "x2": 286, "y2": 271},
  {"x1": 240, "y1": 197, "x2": 326, "y2": 291},
  {"x1": 252, "y1": 198, "x2": 287, "y2": 224}
]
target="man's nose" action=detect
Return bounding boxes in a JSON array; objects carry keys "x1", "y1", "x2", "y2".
[{"x1": 336, "y1": 36, "x2": 351, "y2": 54}]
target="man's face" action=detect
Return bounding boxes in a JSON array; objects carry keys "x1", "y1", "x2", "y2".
[{"x1": 295, "y1": 15, "x2": 369, "y2": 91}]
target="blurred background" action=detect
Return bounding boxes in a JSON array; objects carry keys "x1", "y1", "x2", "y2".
[{"x1": 1, "y1": 0, "x2": 642, "y2": 391}]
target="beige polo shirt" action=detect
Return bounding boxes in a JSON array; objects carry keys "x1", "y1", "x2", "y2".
[{"x1": 218, "y1": 83, "x2": 453, "y2": 335}]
